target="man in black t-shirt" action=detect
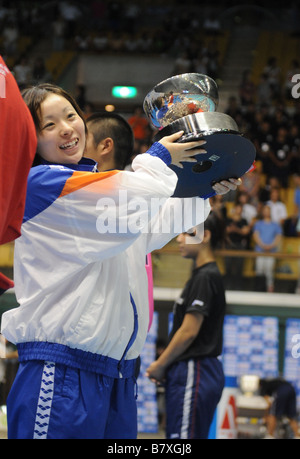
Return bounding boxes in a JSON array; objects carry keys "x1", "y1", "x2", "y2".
[
  {"x1": 224, "y1": 203, "x2": 251, "y2": 290},
  {"x1": 146, "y1": 212, "x2": 226, "y2": 439}
]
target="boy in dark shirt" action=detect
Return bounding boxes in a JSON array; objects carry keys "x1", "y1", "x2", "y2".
[{"x1": 146, "y1": 211, "x2": 226, "y2": 439}]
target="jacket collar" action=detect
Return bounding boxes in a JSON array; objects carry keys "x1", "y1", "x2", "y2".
[{"x1": 40, "y1": 156, "x2": 98, "y2": 172}]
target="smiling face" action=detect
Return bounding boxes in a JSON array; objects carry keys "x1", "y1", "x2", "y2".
[{"x1": 37, "y1": 93, "x2": 86, "y2": 164}]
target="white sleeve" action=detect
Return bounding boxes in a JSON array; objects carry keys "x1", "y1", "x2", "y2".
[
  {"x1": 143, "y1": 196, "x2": 211, "y2": 253},
  {"x1": 25, "y1": 147, "x2": 179, "y2": 264}
]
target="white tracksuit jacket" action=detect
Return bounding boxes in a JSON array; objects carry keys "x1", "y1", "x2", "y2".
[{"x1": 1, "y1": 143, "x2": 210, "y2": 378}]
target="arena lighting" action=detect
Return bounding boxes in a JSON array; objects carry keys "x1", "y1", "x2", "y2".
[
  {"x1": 105, "y1": 104, "x2": 115, "y2": 112},
  {"x1": 112, "y1": 86, "x2": 137, "y2": 98}
]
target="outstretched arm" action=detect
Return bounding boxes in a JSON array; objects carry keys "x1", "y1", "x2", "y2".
[{"x1": 146, "y1": 311, "x2": 204, "y2": 383}]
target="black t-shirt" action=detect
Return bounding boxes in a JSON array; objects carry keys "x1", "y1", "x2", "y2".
[
  {"x1": 226, "y1": 217, "x2": 249, "y2": 248},
  {"x1": 169, "y1": 261, "x2": 226, "y2": 361}
]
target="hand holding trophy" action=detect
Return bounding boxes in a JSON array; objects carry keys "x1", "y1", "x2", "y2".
[{"x1": 143, "y1": 73, "x2": 256, "y2": 198}]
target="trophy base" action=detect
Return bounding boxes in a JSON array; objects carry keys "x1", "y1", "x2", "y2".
[{"x1": 153, "y1": 112, "x2": 256, "y2": 198}]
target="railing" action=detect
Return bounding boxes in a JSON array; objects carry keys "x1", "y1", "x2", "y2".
[
  {"x1": 153, "y1": 246, "x2": 300, "y2": 260},
  {"x1": 152, "y1": 239, "x2": 300, "y2": 285}
]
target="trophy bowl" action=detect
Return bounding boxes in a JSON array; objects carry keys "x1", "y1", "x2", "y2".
[{"x1": 143, "y1": 73, "x2": 256, "y2": 198}]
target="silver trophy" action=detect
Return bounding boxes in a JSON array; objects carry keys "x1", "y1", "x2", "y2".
[{"x1": 143, "y1": 73, "x2": 256, "y2": 198}]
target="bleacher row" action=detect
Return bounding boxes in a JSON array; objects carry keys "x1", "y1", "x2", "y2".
[
  {"x1": 251, "y1": 30, "x2": 300, "y2": 88},
  {"x1": 151, "y1": 235, "x2": 300, "y2": 290}
]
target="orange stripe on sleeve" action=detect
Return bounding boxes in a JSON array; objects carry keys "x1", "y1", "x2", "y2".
[{"x1": 59, "y1": 170, "x2": 120, "y2": 197}]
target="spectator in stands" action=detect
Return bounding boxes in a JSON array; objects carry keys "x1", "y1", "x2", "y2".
[
  {"x1": 270, "y1": 106, "x2": 290, "y2": 135},
  {"x1": 13, "y1": 57, "x2": 32, "y2": 90},
  {"x1": 259, "y1": 176, "x2": 281, "y2": 204},
  {"x1": 107, "y1": 1, "x2": 123, "y2": 32},
  {"x1": 224, "y1": 203, "x2": 251, "y2": 289},
  {"x1": 2, "y1": 18, "x2": 19, "y2": 56},
  {"x1": 290, "y1": 174, "x2": 300, "y2": 237},
  {"x1": 225, "y1": 96, "x2": 243, "y2": 125},
  {"x1": 292, "y1": 100, "x2": 300, "y2": 126},
  {"x1": 239, "y1": 69, "x2": 256, "y2": 106},
  {"x1": 74, "y1": 27, "x2": 93, "y2": 51},
  {"x1": 123, "y1": 3, "x2": 141, "y2": 34},
  {"x1": 263, "y1": 56, "x2": 281, "y2": 101},
  {"x1": 59, "y1": 0, "x2": 82, "y2": 39},
  {"x1": 268, "y1": 127, "x2": 293, "y2": 188},
  {"x1": 93, "y1": 31, "x2": 109, "y2": 52},
  {"x1": 74, "y1": 84, "x2": 87, "y2": 111},
  {"x1": 283, "y1": 214, "x2": 299, "y2": 237},
  {"x1": 135, "y1": 32, "x2": 153, "y2": 54},
  {"x1": 82, "y1": 102, "x2": 95, "y2": 120},
  {"x1": 242, "y1": 102, "x2": 256, "y2": 134},
  {"x1": 203, "y1": 13, "x2": 221, "y2": 35},
  {"x1": 256, "y1": 73, "x2": 273, "y2": 105},
  {"x1": 31, "y1": 57, "x2": 52, "y2": 85},
  {"x1": 293, "y1": 173, "x2": 300, "y2": 215},
  {"x1": 288, "y1": 124, "x2": 300, "y2": 174},
  {"x1": 124, "y1": 33, "x2": 140, "y2": 53},
  {"x1": 253, "y1": 118, "x2": 273, "y2": 175},
  {"x1": 297, "y1": 217, "x2": 300, "y2": 236},
  {"x1": 209, "y1": 194, "x2": 227, "y2": 221},
  {"x1": 173, "y1": 51, "x2": 192, "y2": 75},
  {"x1": 109, "y1": 32, "x2": 126, "y2": 52},
  {"x1": 235, "y1": 190, "x2": 257, "y2": 227},
  {"x1": 89, "y1": 0, "x2": 107, "y2": 30},
  {"x1": 128, "y1": 106, "x2": 151, "y2": 142},
  {"x1": 253, "y1": 204, "x2": 282, "y2": 292},
  {"x1": 266, "y1": 187, "x2": 288, "y2": 226},
  {"x1": 192, "y1": 51, "x2": 208, "y2": 75},
  {"x1": 203, "y1": 39, "x2": 220, "y2": 80},
  {"x1": 52, "y1": 14, "x2": 67, "y2": 51}
]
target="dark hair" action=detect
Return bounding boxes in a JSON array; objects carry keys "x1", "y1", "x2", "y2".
[
  {"x1": 22, "y1": 83, "x2": 87, "y2": 166},
  {"x1": 204, "y1": 211, "x2": 225, "y2": 249},
  {"x1": 86, "y1": 112, "x2": 134, "y2": 169}
]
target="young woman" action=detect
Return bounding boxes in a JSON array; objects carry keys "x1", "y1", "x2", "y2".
[
  {"x1": 1, "y1": 79, "x2": 239, "y2": 439},
  {"x1": 146, "y1": 212, "x2": 227, "y2": 439}
]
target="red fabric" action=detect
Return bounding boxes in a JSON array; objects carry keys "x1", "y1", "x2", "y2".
[
  {"x1": 127, "y1": 115, "x2": 149, "y2": 140},
  {"x1": 0, "y1": 56, "x2": 37, "y2": 292},
  {"x1": 0, "y1": 56, "x2": 36, "y2": 244},
  {"x1": 0, "y1": 272, "x2": 14, "y2": 294}
]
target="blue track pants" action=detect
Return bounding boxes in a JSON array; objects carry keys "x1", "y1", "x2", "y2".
[
  {"x1": 7, "y1": 360, "x2": 137, "y2": 439},
  {"x1": 165, "y1": 357, "x2": 224, "y2": 439}
]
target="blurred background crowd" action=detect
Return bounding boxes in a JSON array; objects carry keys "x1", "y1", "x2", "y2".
[{"x1": 1, "y1": 0, "x2": 300, "y2": 293}]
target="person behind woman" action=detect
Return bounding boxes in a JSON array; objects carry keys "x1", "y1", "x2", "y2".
[
  {"x1": 253, "y1": 204, "x2": 282, "y2": 293},
  {"x1": 1, "y1": 81, "x2": 240, "y2": 439},
  {"x1": 146, "y1": 211, "x2": 227, "y2": 439}
]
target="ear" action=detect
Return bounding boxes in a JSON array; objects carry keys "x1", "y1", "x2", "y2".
[{"x1": 99, "y1": 137, "x2": 114, "y2": 156}]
